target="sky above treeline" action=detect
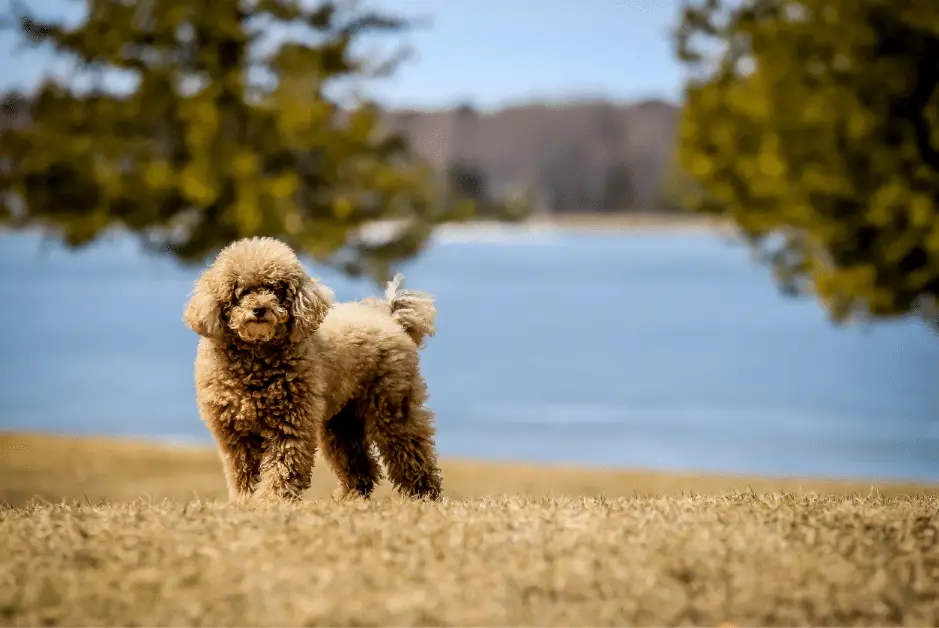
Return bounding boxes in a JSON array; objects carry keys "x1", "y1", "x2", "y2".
[{"x1": 0, "y1": 0, "x2": 686, "y2": 111}]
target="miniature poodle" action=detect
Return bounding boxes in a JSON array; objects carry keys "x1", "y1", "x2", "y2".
[{"x1": 183, "y1": 236, "x2": 442, "y2": 503}]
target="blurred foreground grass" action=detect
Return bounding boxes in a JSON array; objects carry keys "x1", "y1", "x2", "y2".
[{"x1": 2, "y1": 432, "x2": 938, "y2": 625}]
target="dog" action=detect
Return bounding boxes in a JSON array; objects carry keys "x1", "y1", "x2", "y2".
[{"x1": 183, "y1": 236, "x2": 443, "y2": 503}]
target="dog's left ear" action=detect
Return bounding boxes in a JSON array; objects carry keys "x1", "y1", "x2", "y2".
[{"x1": 290, "y1": 274, "x2": 334, "y2": 342}]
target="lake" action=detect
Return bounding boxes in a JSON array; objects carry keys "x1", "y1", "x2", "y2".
[{"x1": 1, "y1": 227, "x2": 937, "y2": 482}]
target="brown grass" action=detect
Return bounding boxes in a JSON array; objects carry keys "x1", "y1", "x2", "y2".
[{"x1": 2, "y1": 432, "x2": 938, "y2": 626}]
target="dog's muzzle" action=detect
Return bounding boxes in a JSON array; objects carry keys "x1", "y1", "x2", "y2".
[{"x1": 248, "y1": 306, "x2": 275, "y2": 324}]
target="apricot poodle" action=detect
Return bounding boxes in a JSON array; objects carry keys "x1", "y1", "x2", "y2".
[{"x1": 183, "y1": 237, "x2": 442, "y2": 503}]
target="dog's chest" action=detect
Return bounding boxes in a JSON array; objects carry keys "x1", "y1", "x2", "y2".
[{"x1": 230, "y1": 356, "x2": 306, "y2": 428}]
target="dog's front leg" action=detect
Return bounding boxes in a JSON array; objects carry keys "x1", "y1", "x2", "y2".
[
  {"x1": 217, "y1": 432, "x2": 264, "y2": 504},
  {"x1": 254, "y1": 434, "x2": 316, "y2": 502},
  {"x1": 254, "y1": 403, "x2": 321, "y2": 503}
]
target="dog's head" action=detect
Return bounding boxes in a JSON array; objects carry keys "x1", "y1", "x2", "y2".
[{"x1": 183, "y1": 237, "x2": 334, "y2": 346}]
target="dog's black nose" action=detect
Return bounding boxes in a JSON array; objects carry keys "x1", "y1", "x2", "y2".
[{"x1": 253, "y1": 307, "x2": 267, "y2": 318}]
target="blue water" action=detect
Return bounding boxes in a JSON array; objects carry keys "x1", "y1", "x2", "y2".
[{"x1": 1, "y1": 228, "x2": 937, "y2": 482}]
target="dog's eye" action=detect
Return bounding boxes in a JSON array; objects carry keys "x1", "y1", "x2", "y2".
[{"x1": 235, "y1": 287, "x2": 248, "y2": 300}]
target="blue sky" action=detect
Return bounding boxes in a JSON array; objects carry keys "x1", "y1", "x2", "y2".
[{"x1": 0, "y1": 0, "x2": 686, "y2": 110}]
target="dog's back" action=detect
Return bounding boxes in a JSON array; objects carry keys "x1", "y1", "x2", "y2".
[{"x1": 312, "y1": 275, "x2": 435, "y2": 409}]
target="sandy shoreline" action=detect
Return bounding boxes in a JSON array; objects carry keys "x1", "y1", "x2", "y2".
[
  {"x1": 0, "y1": 213, "x2": 738, "y2": 253},
  {"x1": 522, "y1": 211, "x2": 731, "y2": 230},
  {"x1": 435, "y1": 212, "x2": 734, "y2": 235}
]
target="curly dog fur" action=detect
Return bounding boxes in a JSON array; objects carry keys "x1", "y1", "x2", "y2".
[{"x1": 183, "y1": 237, "x2": 442, "y2": 504}]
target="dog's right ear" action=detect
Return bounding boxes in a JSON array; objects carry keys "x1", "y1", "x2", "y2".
[{"x1": 183, "y1": 273, "x2": 224, "y2": 339}]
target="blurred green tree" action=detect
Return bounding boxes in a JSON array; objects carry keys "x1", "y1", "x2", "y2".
[
  {"x1": 0, "y1": 0, "x2": 486, "y2": 281},
  {"x1": 675, "y1": 0, "x2": 939, "y2": 328}
]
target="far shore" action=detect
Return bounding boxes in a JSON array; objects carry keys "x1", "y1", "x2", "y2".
[{"x1": 2, "y1": 431, "x2": 936, "y2": 507}]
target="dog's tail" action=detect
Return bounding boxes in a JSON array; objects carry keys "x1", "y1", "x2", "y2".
[{"x1": 384, "y1": 273, "x2": 436, "y2": 347}]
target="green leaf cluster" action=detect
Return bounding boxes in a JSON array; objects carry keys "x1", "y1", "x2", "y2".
[
  {"x1": 675, "y1": 0, "x2": 939, "y2": 327},
  {"x1": 0, "y1": 0, "x2": 498, "y2": 281}
]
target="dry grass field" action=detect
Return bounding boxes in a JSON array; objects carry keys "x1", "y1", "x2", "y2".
[{"x1": 2, "y1": 431, "x2": 938, "y2": 626}]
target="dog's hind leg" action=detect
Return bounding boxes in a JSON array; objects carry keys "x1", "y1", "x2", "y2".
[
  {"x1": 369, "y1": 375, "x2": 442, "y2": 501},
  {"x1": 319, "y1": 401, "x2": 383, "y2": 500}
]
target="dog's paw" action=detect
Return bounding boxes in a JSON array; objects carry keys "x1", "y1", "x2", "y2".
[
  {"x1": 249, "y1": 487, "x2": 286, "y2": 507},
  {"x1": 228, "y1": 492, "x2": 252, "y2": 506},
  {"x1": 331, "y1": 485, "x2": 352, "y2": 502}
]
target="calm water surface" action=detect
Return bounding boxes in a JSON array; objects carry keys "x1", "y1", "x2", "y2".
[{"x1": 1, "y1": 228, "x2": 937, "y2": 481}]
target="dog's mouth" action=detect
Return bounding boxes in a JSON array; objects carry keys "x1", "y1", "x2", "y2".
[
  {"x1": 246, "y1": 318, "x2": 274, "y2": 328},
  {"x1": 236, "y1": 320, "x2": 278, "y2": 343}
]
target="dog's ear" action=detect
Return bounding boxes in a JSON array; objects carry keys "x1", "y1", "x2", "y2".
[
  {"x1": 183, "y1": 272, "x2": 225, "y2": 339},
  {"x1": 290, "y1": 275, "x2": 334, "y2": 342}
]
